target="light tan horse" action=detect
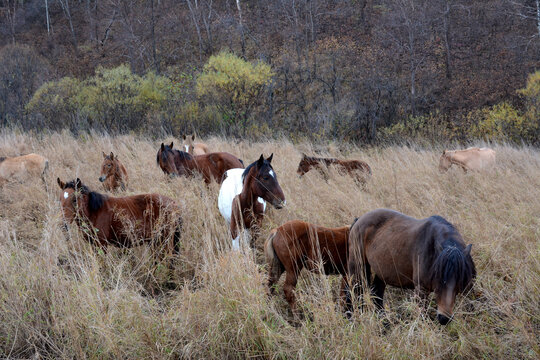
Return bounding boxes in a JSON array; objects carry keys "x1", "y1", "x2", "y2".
[
  {"x1": 439, "y1": 147, "x2": 496, "y2": 172},
  {"x1": 181, "y1": 134, "x2": 209, "y2": 156},
  {"x1": 0, "y1": 153, "x2": 49, "y2": 186}
]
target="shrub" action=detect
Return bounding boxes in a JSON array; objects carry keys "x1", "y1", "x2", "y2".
[
  {"x1": 26, "y1": 77, "x2": 82, "y2": 131},
  {"x1": 196, "y1": 51, "x2": 274, "y2": 136}
]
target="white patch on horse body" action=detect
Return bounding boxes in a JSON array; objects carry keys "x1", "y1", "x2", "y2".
[
  {"x1": 257, "y1": 197, "x2": 264, "y2": 204},
  {"x1": 218, "y1": 168, "x2": 245, "y2": 224},
  {"x1": 63, "y1": 192, "x2": 69, "y2": 199},
  {"x1": 269, "y1": 169, "x2": 275, "y2": 178}
]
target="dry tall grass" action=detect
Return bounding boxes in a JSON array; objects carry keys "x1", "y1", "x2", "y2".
[{"x1": 0, "y1": 130, "x2": 538, "y2": 359}]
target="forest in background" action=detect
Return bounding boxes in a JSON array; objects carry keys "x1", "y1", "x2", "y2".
[{"x1": 1, "y1": 0, "x2": 539, "y2": 143}]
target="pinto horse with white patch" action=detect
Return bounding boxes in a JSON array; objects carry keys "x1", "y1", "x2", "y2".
[{"x1": 218, "y1": 154, "x2": 285, "y2": 250}]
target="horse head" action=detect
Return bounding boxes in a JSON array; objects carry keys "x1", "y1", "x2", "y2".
[
  {"x1": 431, "y1": 242, "x2": 475, "y2": 325},
  {"x1": 439, "y1": 150, "x2": 452, "y2": 173},
  {"x1": 296, "y1": 153, "x2": 312, "y2": 176},
  {"x1": 99, "y1": 151, "x2": 118, "y2": 183},
  {"x1": 244, "y1": 154, "x2": 286, "y2": 209},
  {"x1": 182, "y1": 134, "x2": 196, "y2": 154},
  {"x1": 157, "y1": 142, "x2": 178, "y2": 176}
]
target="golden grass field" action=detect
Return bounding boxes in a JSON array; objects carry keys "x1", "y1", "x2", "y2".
[{"x1": 0, "y1": 130, "x2": 538, "y2": 359}]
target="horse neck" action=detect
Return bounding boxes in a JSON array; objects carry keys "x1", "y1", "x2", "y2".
[{"x1": 239, "y1": 172, "x2": 259, "y2": 211}]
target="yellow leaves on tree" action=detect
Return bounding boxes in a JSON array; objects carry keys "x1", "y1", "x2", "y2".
[{"x1": 196, "y1": 51, "x2": 274, "y2": 133}]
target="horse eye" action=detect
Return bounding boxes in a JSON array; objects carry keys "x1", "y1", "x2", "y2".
[{"x1": 263, "y1": 176, "x2": 270, "y2": 181}]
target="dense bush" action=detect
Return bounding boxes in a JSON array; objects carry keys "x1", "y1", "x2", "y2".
[
  {"x1": 196, "y1": 51, "x2": 274, "y2": 136},
  {"x1": 26, "y1": 65, "x2": 176, "y2": 133}
]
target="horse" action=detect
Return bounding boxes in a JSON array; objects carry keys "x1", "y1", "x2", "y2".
[
  {"x1": 265, "y1": 220, "x2": 350, "y2": 318},
  {"x1": 218, "y1": 154, "x2": 285, "y2": 250},
  {"x1": 181, "y1": 134, "x2": 209, "y2": 156},
  {"x1": 99, "y1": 151, "x2": 128, "y2": 192},
  {"x1": 439, "y1": 147, "x2": 496, "y2": 173},
  {"x1": 297, "y1": 153, "x2": 372, "y2": 183},
  {"x1": 57, "y1": 177, "x2": 182, "y2": 256},
  {"x1": 0, "y1": 153, "x2": 49, "y2": 186},
  {"x1": 156, "y1": 142, "x2": 244, "y2": 184},
  {"x1": 347, "y1": 209, "x2": 475, "y2": 325}
]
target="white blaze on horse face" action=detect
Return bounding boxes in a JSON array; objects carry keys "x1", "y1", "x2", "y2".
[
  {"x1": 184, "y1": 145, "x2": 189, "y2": 152},
  {"x1": 269, "y1": 169, "x2": 275, "y2": 178},
  {"x1": 63, "y1": 191, "x2": 69, "y2": 199}
]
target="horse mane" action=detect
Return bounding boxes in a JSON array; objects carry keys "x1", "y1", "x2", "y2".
[
  {"x1": 303, "y1": 155, "x2": 338, "y2": 165},
  {"x1": 63, "y1": 180, "x2": 106, "y2": 213},
  {"x1": 427, "y1": 216, "x2": 476, "y2": 292},
  {"x1": 242, "y1": 158, "x2": 273, "y2": 182}
]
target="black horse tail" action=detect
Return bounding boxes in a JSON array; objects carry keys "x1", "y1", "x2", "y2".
[{"x1": 173, "y1": 216, "x2": 183, "y2": 255}]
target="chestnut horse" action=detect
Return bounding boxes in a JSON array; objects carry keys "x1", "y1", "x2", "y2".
[
  {"x1": 57, "y1": 178, "x2": 182, "y2": 255},
  {"x1": 0, "y1": 153, "x2": 49, "y2": 186},
  {"x1": 181, "y1": 134, "x2": 209, "y2": 155},
  {"x1": 297, "y1": 153, "x2": 371, "y2": 183},
  {"x1": 99, "y1": 151, "x2": 128, "y2": 191},
  {"x1": 265, "y1": 220, "x2": 350, "y2": 317},
  {"x1": 218, "y1": 154, "x2": 285, "y2": 249},
  {"x1": 156, "y1": 142, "x2": 243, "y2": 183},
  {"x1": 347, "y1": 209, "x2": 475, "y2": 325},
  {"x1": 439, "y1": 147, "x2": 496, "y2": 173}
]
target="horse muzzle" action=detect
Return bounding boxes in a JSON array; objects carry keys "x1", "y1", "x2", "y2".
[
  {"x1": 437, "y1": 313, "x2": 452, "y2": 325},
  {"x1": 273, "y1": 199, "x2": 286, "y2": 209},
  {"x1": 99, "y1": 176, "x2": 106, "y2": 182}
]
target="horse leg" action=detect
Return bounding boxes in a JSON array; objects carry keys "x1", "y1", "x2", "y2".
[
  {"x1": 371, "y1": 275, "x2": 386, "y2": 313},
  {"x1": 283, "y1": 272, "x2": 302, "y2": 319},
  {"x1": 340, "y1": 276, "x2": 353, "y2": 318}
]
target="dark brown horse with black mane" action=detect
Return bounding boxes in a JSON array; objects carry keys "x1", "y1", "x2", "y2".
[
  {"x1": 156, "y1": 142, "x2": 244, "y2": 183},
  {"x1": 297, "y1": 153, "x2": 371, "y2": 183},
  {"x1": 57, "y1": 178, "x2": 182, "y2": 255},
  {"x1": 99, "y1": 151, "x2": 128, "y2": 192},
  {"x1": 265, "y1": 220, "x2": 349, "y2": 318},
  {"x1": 218, "y1": 154, "x2": 285, "y2": 249},
  {"x1": 347, "y1": 209, "x2": 475, "y2": 325}
]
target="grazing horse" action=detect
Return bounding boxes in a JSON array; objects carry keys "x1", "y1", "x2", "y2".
[
  {"x1": 347, "y1": 209, "x2": 475, "y2": 325},
  {"x1": 57, "y1": 178, "x2": 182, "y2": 255},
  {"x1": 297, "y1": 153, "x2": 372, "y2": 183},
  {"x1": 218, "y1": 154, "x2": 285, "y2": 249},
  {"x1": 156, "y1": 142, "x2": 243, "y2": 183},
  {"x1": 99, "y1": 151, "x2": 128, "y2": 192},
  {"x1": 439, "y1": 147, "x2": 496, "y2": 173},
  {"x1": 265, "y1": 220, "x2": 350, "y2": 317},
  {"x1": 181, "y1": 134, "x2": 209, "y2": 156},
  {"x1": 0, "y1": 153, "x2": 49, "y2": 186}
]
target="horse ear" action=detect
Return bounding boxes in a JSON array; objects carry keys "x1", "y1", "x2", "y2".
[
  {"x1": 110, "y1": 152, "x2": 114, "y2": 160},
  {"x1": 161, "y1": 143, "x2": 165, "y2": 151},
  {"x1": 75, "y1": 178, "x2": 82, "y2": 189},
  {"x1": 57, "y1": 178, "x2": 65, "y2": 189},
  {"x1": 443, "y1": 150, "x2": 447, "y2": 155},
  {"x1": 302, "y1": 153, "x2": 307, "y2": 158},
  {"x1": 463, "y1": 244, "x2": 472, "y2": 257},
  {"x1": 192, "y1": 134, "x2": 195, "y2": 141},
  {"x1": 102, "y1": 151, "x2": 107, "y2": 158},
  {"x1": 182, "y1": 134, "x2": 186, "y2": 140},
  {"x1": 257, "y1": 154, "x2": 265, "y2": 167},
  {"x1": 170, "y1": 142, "x2": 174, "y2": 149},
  {"x1": 267, "y1": 153, "x2": 273, "y2": 163}
]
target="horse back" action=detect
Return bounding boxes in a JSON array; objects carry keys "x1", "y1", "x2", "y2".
[{"x1": 274, "y1": 220, "x2": 349, "y2": 275}]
